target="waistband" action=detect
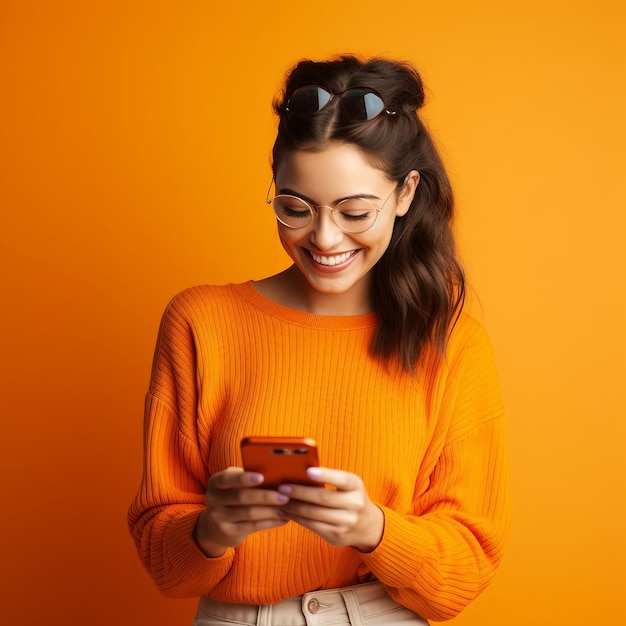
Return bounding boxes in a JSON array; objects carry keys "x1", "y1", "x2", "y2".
[{"x1": 195, "y1": 581, "x2": 428, "y2": 625}]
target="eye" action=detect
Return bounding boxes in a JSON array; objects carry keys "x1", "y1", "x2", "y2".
[
  {"x1": 283, "y1": 206, "x2": 311, "y2": 218},
  {"x1": 336, "y1": 200, "x2": 376, "y2": 221},
  {"x1": 275, "y1": 197, "x2": 312, "y2": 219}
]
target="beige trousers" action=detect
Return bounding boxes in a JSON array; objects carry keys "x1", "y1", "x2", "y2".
[{"x1": 192, "y1": 581, "x2": 428, "y2": 626}]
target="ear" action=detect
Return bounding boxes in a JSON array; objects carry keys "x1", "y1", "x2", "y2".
[{"x1": 395, "y1": 170, "x2": 420, "y2": 217}]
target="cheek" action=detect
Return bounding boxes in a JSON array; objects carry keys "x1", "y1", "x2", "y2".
[
  {"x1": 277, "y1": 226, "x2": 298, "y2": 246},
  {"x1": 363, "y1": 220, "x2": 396, "y2": 252},
  {"x1": 277, "y1": 227, "x2": 304, "y2": 258}
]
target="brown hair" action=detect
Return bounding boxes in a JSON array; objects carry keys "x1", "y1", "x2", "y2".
[{"x1": 272, "y1": 55, "x2": 465, "y2": 372}]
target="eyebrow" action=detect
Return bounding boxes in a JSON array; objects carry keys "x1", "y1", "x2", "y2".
[{"x1": 278, "y1": 187, "x2": 382, "y2": 205}]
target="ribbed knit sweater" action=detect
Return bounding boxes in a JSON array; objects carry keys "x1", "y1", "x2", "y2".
[{"x1": 128, "y1": 282, "x2": 511, "y2": 622}]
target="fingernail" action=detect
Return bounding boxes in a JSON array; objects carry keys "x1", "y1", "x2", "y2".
[
  {"x1": 249, "y1": 473, "x2": 264, "y2": 484},
  {"x1": 276, "y1": 493, "x2": 290, "y2": 504},
  {"x1": 278, "y1": 484, "x2": 292, "y2": 495},
  {"x1": 307, "y1": 467, "x2": 322, "y2": 478}
]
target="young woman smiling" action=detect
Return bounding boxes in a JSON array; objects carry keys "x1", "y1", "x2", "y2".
[
  {"x1": 258, "y1": 142, "x2": 418, "y2": 315},
  {"x1": 128, "y1": 56, "x2": 511, "y2": 625}
]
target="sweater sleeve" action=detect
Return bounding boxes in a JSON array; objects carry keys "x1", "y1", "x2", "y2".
[
  {"x1": 360, "y1": 322, "x2": 511, "y2": 621},
  {"x1": 127, "y1": 294, "x2": 235, "y2": 597}
]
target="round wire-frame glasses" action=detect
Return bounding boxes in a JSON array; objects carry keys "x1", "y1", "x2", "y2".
[{"x1": 265, "y1": 181, "x2": 398, "y2": 234}]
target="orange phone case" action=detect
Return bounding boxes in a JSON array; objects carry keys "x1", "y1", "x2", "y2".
[{"x1": 240, "y1": 436, "x2": 319, "y2": 488}]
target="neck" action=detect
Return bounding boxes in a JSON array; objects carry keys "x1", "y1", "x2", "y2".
[{"x1": 256, "y1": 265, "x2": 374, "y2": 316}]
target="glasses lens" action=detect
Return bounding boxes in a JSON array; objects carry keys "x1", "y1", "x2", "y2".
[
  {"x1": 333, "y1": 199, "x2": 379, "y2": 233},
  {"x1": 342, "y1": 89, "x2": 385, "y2": 121},
  {"x1": 287, "y1": 86, "x2": 332, "y2": 115},
  {"x1": 272, "y1": 195, "x2": 313, "y2": 228}
]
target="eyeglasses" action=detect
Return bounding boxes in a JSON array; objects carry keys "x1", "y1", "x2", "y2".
[
  {"x1": 284, "y1": 85, "x2": 396, "y2": 121},
  {"x1": 266, "y1": 183, "x2": 398, "y2": 234}
]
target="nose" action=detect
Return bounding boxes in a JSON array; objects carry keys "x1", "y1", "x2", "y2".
[{"x1": 309, "y1": 207, "x2": 344, "y2": 250}]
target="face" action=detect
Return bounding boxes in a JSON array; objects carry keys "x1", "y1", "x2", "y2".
[{"x1": 274, "y1": 142, "x2": 418, "y2": 313}]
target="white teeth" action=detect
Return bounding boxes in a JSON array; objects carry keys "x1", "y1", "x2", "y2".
[{"x1": 310, "y1": 251, "x2": 356, "y2": 266}]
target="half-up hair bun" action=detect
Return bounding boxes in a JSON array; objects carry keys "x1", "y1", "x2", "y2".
[{"x1": 274, "y1": 55, "x2": 425, "y2": 118}]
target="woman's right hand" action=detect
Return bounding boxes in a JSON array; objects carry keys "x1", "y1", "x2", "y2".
[{"x1": 193, "y1": 466, "x2": 289, "y2": 558}]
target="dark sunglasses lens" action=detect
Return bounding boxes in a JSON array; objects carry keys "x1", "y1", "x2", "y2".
[
  {"x1": 342, "y1": 90, "x2": 385, "y2": 120},
  {"x1": 287, "y1": 86, "x2": 332, "y2": 115}
]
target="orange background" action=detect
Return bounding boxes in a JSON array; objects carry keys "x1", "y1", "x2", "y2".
[{"x1": 1, "y1": 1, "x2": 625, "y2": 624}]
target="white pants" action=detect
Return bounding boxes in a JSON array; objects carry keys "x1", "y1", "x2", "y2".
[{"x1": 193, "y1": 581, "x2": 428, "y2": 625}]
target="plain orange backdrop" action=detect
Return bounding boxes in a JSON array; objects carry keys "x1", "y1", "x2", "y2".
[{"x1": 1, "y1": 1, "x2": 625, "y2": 625}]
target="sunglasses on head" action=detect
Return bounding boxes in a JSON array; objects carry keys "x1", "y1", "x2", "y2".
[{"x1": 284, "y1": 85, "x2": 397, "y2": 122}]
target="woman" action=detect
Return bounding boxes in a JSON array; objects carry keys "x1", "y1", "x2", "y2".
[{"x1": 128, "y1": 55, "x2": 511, "y2": 625}]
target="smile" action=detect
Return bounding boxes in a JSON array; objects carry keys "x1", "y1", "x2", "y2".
[{"x1": 310, "y1": 250, "x2": 358, "y2": 266}]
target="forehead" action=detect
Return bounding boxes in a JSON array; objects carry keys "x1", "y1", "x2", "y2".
[{"x1": 275, "y1": 143, "x2": 391, "y2": 196}]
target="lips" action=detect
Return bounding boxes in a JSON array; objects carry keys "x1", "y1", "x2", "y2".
[
  {"x1": 305, "y1": 249, "x2": 361, "y2": 273},
  {"x1": 310, "y1": 250, "x2": 357, "y2": 266}
]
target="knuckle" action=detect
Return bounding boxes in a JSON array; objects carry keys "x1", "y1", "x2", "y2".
[
  {"x1": 262, "y1": 491, "x2": 280, "y2": 504},
  {"x1": 347, "y1": 491, "x2": 363, "y2": 508},
  {"x1": 318, "y1": 489, "x2": 334, "y2": 506}
]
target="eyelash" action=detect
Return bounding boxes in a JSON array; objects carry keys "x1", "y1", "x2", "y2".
[{"x1": 341, "y1": 211, "x2": 371, "y2": 221}]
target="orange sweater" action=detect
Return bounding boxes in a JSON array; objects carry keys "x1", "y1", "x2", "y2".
[{"x1": 128, "y1": 282, "x2": 511, "y2": 622}]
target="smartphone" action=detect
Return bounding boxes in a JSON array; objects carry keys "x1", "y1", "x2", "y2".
[{"x1": 240, "y1": 436, "x2": 320, "y2": 489}]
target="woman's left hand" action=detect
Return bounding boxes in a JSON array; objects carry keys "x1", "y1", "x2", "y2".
[{"x1": 277, "y1": 467, "x2": 384, "y2": 553}]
